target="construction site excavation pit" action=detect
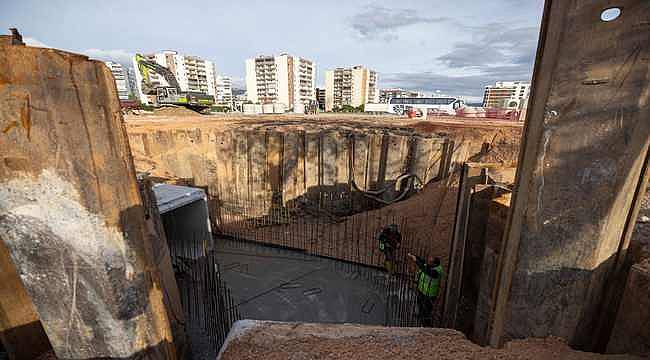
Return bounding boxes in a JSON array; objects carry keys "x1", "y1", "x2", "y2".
[
  {"x1": 4, "y1": 23, "x2": 650, "y2": 358},
  {"x1": 127, "y1": 117, "x2": 483, "y2": 332},
  {"x1": 127, "y1": 119, "x2": 472, "y2": 267}
]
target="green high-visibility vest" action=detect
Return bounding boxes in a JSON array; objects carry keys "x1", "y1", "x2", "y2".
[{"x1": 416, "y1": 264, "x2": 443, "y2": 297}]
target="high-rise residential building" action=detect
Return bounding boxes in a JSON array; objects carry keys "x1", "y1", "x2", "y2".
[
  {"x1": 215, "y1": 75, "x2": 233, "y2": 104},
  {"x1": 482, "y1": 81, "x2": 531, "y2": 108},
  {"x1": 104, "y1": 61, "x2": 130, "y2": 100},
  {"x1": 126, "y1": 67, "x2": 137, "y2": 98},
  {"x1": 324, "y1": 66, "x2": 378, "y2": 111},
  {"x1": 379, "y1": 88, "x2": 422, "y2": 103},
  {"x1": 315, "y1": 88, "x2": 326, "y2": 110},
  {"x1": 245, "y1": 54, "x2": 316, "y2": 110},
  {"x1": 133, "y1": 50, "x2": 216, "y2": 104}
]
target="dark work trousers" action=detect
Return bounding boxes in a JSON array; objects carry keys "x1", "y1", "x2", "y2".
[
  {"x1": 383, "y1": 249, "x2": 396, "y2": 274},
  {"x1": 417, "y1": 292, "x2": 436, "y2": 327}
]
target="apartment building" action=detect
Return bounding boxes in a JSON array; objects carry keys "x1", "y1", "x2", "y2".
[
  {"x1": 379, "y1": 88, "x2": 422, "y2": 103},
  {"x1": 126, "y1": 67, "x2": 137, "y2": 98},
  {"x1": 315, "y1": 88, "x2": 326, "y2": 110},
  {"x1": 104, "y1": 61, "x2": 131, "y2": 100},
  {"x1": 482, "y1": 81, "x2": 530, "y2": 108},
  {"x1": 324, "y1": 66, "x2": 378, "y2": 111},
  {"x1": 133, "y1": 50, "x2": 216, "y2": 104},
  {"x1": 245, "y1": 54, "x2": 316, "y2": 111},
  {"x1": 215, "y1": 75, "x2": 233, "y2": 104}
]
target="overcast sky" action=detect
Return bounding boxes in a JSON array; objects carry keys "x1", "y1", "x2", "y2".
[{"x1": 2, "y1": 0, "x2": 544, "y2": 101}]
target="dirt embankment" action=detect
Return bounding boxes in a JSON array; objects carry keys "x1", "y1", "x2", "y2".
[
  {"x1": 218, "y1": 321, "x2": 642, "y2": 360},
  {"x1": 410, "y1": 120, "x2": 522, "y2": 167},
  {"x1": 152, "y1": 105, "x2": 203, "y2": 116}
]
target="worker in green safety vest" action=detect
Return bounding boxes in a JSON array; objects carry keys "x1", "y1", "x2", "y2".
[
  {"x1": 377, "y1": 224, "x2": 401, "y2": 275},
  {"x1": 407, "y1": 253, "x2": 443, "y2": 327}
]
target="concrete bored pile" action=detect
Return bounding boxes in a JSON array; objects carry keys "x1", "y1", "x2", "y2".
[{"x1": 0, "y1": 38, "x2": 179, "y2": 358}]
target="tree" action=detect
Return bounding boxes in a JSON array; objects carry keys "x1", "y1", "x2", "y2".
[{"x1": 341, "y1": 104, "x2": 356, "y2": 113}]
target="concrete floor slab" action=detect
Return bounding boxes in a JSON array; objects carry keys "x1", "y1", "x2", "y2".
[{"x1": 213, "y1": 238, "x2": 399, "y2": 325}]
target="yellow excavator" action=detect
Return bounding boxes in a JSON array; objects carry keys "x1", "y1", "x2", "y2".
[{"x1": 134, "y1": 53, "x2": 214, "y2": 111}]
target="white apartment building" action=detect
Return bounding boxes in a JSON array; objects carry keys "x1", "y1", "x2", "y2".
[
  {"x1": 104, "y1": 61, "x2": 130, "y2": 100},
  {"x1": 245, "y1": 54, "x2": 316, "y2": 111},
  {"x1": 482, "y1": 81, "x2": 530, "y2": 108},
  {"x1": 215, "y1": 75, "x2": 233, "y2": 104},
  {"x1": 325, "y1": 66, "x2": 378, "y2": 111},
  {"x1": 133, "y1": 50, "x2": 216, "y2": 104}
]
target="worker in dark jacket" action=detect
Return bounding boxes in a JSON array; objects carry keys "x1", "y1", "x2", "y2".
[
  {"x1": 377, "y1": 224, "x2": 401, "y2": 275},
  {"x1": 407, "y1": 253, "x2": 443, "y2": 327}
]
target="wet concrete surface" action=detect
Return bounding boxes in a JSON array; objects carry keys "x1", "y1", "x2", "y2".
[{"x1": 213, "y1": 238, "x2": 392, "y2": 325}]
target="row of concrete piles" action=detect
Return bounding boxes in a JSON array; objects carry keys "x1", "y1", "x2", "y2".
[{"x1": 127, "y1": 126, "x2": 464, "y2": 219}]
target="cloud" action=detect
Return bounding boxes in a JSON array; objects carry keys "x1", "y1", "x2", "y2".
[
  {"x1": 437, "y1": 24, "x2": 539, "y2": 72},
  {"x1": 379, "y1": 22, "x2": 539, "y2": 99},
  {"x1": 380, "y1": 62, "x2": 533, "y2": 100},
  {"x1": 81, "y1": 48, "x2": 134, "y2": 66},
  {"x1": 349, "y1": 5, "x2": 448, "y2": 40}
]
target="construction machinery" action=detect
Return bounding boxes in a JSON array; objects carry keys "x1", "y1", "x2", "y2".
[{"x1": 134, "y1": 53, "x2": 214, "y2": 111}]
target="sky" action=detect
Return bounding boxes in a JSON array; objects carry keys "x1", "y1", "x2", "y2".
[{"x1": 1, "y1": 0, "x2": 544, "y2": 102}]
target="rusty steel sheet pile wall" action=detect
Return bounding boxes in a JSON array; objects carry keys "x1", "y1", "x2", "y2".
[
  {"x1": 0, "y1": 45, "x2": 176, "y2": 358},
  {"x1": 127, "y1": 125, "x2": 460, "y2": 267}
]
